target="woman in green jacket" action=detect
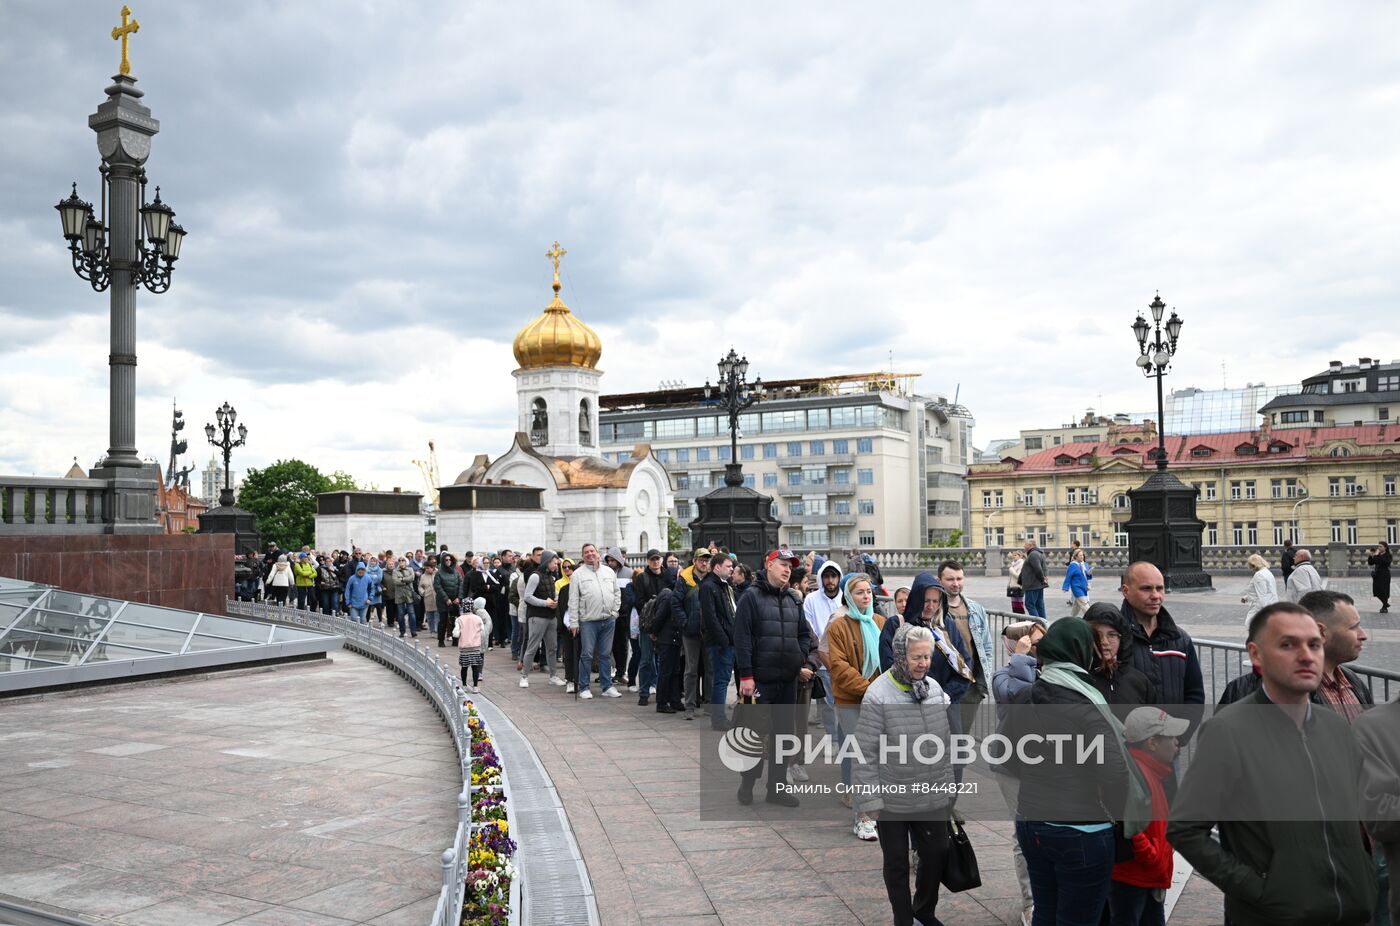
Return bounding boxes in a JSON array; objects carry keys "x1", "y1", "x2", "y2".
[{"x1": 292, "y1": 554, "x2": 317, "y2": 610}]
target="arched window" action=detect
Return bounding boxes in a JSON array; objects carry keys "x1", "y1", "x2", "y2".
[
  {"x1": 579, "y1": 399, "x2": 593, "y2": 446},
  {"x1": 530, "y1": 398, "x2": 549, "y2": 446}
]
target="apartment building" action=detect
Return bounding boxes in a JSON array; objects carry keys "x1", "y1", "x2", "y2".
[
  {"x1": 1261, "y1": 357, "x2": 1400, "y2": 428},
  {"x1": 969, "y1": 422, "x2": 1400, "y2": 551},
  {"x1": 599, "y1": 372, "x2": 974, "y2": 549}
]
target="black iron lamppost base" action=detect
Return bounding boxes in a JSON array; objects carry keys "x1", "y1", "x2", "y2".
[{"x1": 1125, "y1": 470, "x2": 1214, "y2": 593}]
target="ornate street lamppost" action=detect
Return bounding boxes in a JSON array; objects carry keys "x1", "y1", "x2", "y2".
[
  {"x1": 704, "y1": 349, "x2": 763, "y2": 488},
  {"x1": 52, "y1": 7, "x2": 187, "y2": 532},
  {"x1": 690, "y1": 350, "x2": 777, "y2": 569},
  {"x1": 1124, "y1": 294, "x2": 1211, "y2": 590},
  {"x1": 205, "y1": 402, "x2": 247, "y2": 508},
  {"x1": 1132, "y1": 294, "x2": 1184, "y2": 473}
]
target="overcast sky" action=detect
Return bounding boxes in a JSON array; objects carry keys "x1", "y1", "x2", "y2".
[{"x1": 3, "y1": 2, "x2": 1399, "y2": 492}]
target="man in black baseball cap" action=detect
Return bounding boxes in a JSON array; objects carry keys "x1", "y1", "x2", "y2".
[{"x1": 631, "y1": 549, "x2": 670, "y2": 706}]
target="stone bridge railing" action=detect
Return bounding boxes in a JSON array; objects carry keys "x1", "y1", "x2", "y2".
[{"x1": 0, "y1": 476, "x2": 110, "y2": 534}]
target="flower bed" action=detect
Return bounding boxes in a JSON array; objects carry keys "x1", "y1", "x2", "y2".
[{"x1": 462, "y1": 699, "x2": 517, "y2": 926}]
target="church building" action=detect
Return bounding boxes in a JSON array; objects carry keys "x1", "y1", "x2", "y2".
[{"x1": 448, "y1": 244, "x2": 674, "y2": 556}]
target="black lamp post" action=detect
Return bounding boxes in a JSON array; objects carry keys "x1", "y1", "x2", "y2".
[
  {"x1": 703, "y1": 349, "x2": 763, "y2": 488},
  {"x1": 51, "y1": 9, "x2": 188, "y2": 532},
  {"x1": 689, "y1": 349, "x2": 777, "y2": 569},
  {"x1": 1132, "y1": 294, "x2": 1183, "y2": 472},
  {"x1": 205, "y1": 402, "x2": 247, "y2": 508},
  {"x1": 1124, "y1": 293, "x2": 1211, "y2": 590}
]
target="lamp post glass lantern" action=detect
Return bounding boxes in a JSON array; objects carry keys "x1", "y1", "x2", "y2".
[
  {"x1": 703, "y1": 348, "x2": 763, "y2": 487},
  {"x1": 207, "y1": 402, "x2": 246, "y2": 508}
]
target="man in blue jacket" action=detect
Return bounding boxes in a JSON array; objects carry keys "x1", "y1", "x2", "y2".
[
  {"x1": 939, "y1": 560, "x2": 995, "y2": 736},
  {"x1": 344, "y1": 564, "x2": 372, "y2": 624}
]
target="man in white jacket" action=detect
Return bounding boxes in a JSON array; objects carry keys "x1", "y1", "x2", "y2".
[
  {"x1": 570, "y1": 543, "x2": 621, "y2": 699},
  {"x1": 1285, "y1": 548, "x2": 1325, "y2": 601}
]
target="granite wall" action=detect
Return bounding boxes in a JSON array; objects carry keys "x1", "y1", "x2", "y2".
[{"x1": 0, "y1": 533, "x2": 234, "y2": 615}]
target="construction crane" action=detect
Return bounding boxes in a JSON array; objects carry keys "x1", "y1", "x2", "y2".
[{"x1": 412, "y1": 440, "x2": 441, "y2": 508}]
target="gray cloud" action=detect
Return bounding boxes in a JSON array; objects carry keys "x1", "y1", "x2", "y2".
[{"x1": 3, "y1": 1, "x2": 1399, "y2": 486}]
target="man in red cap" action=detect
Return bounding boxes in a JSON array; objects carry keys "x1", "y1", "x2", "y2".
[{"x1": 733, "y1": 548, "x2": 813, "y2": 807}]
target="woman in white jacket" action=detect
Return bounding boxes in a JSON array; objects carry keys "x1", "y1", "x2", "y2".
[
  {"x1": 1240, "y1": 553, "x2": 1278, "y2": 627},
  {"x1": 266, "y1": 555, "x2": 293, "y2": 605}
]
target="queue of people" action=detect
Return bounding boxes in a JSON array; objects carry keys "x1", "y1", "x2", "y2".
[{"x1": 233, "y1": 539, "x2": 1400, "y2": 926}]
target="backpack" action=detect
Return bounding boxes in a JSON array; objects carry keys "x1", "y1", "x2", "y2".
[{"x1": 639, "y1": 591, "x2": 667, "y2": 635}]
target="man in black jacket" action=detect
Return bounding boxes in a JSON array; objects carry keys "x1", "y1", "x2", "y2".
[
  {"x1": 1168, "y1": 602, "x2": 1377, "y2": 926},
  {"x1": 733, "y1": 549, "x2": 813, "y2": 807},
  {"x1": 650, "y1": 578, "x2": 685, "y2": 714},
  {"x1": 700, "y1": 554, "x2": 737, "y2": 731},
  {"x1": 632, "y1": 550, "x2": 668, "y2": 706},
  {"x1": 1118, "y1": 561, "x2": 1205, "y2": 738}
]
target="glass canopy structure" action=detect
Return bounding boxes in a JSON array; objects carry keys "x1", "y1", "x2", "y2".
[{"x1": 0, "y1": 577, "x2": 342, "y2": 693}]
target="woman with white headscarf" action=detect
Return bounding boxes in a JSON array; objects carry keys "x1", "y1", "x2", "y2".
[{"x1": 852, "y1": 623, "x2": 954, "y2": 926}]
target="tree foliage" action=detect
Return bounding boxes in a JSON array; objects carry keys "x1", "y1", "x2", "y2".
[
  {"x1": 238, "y1": 459, "x2": 354, "y2": 550},
  {"x1": 667, "y1": 516, "x2": 684, "y2": 552}
]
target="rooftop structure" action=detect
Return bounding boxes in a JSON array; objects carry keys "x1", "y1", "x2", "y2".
[{"x1": 1260, "y1": 357, "x2": 1400, "y2": 428}]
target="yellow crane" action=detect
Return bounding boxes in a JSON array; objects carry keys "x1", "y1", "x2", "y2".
[{"x1": 412, "y1": 440, "x2": 441, "y2": 507}]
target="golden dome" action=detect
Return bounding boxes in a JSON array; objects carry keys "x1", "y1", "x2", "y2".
[{"x1": 511, "y1": 242, "x2": 603, "y2": 370}]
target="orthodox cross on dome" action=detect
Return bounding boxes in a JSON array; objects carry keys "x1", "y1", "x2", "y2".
[
  {"x1": 546, "y1": 240, "x2": 567, "y2": 291},
  {"x1": 111, "y1": 6, "x2": 141, "y2": 77}
]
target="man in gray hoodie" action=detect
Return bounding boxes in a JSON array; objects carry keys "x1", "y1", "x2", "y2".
[{"x1": 519, "y1": 550, "x2": 565, "y2": 688}]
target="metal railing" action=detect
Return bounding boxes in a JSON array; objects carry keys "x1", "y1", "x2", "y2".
[
  {"x1": 977, "y1": 606, "x2": 1400, "y2": 702},
  {"x1": 226, "y1": 599, "x2": 522, "y2": 926}
]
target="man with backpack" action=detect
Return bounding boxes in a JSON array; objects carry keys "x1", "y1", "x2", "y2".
[
  {"x1": 633, "y1": 550, "x2": 671, "y2": 707},
  {"x1": 648, "y1": 568, "x2": 686, "y2": 713}
]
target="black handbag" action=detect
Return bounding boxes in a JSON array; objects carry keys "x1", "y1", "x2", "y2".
[
  {"x1": 807, "y1": 670, "x2": 827, "y2": 702},
  {"x1": 731, "y1": 694, "x2": 771, "y2": 739},
  {"x1": 942, "y1": 817, "x2": 982, "y2": 892}
]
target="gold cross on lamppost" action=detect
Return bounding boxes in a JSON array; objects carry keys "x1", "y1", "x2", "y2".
[
  {"x1": 546, "y1": 240, "x2": 567, "y2": 287},
  {"x1": 111, "y1": 5, "x2": 140, "y2": 77}
]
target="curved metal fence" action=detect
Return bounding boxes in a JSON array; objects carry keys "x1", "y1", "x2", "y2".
[{"x1": 226, "y1": 599, "x2": 522, "y2": 926}]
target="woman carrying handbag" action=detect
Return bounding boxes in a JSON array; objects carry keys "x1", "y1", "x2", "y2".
[{"x1": 851, "y1": 623, "x2": 960, "y2": 926}]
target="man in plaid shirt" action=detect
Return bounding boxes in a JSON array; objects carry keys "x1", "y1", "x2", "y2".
[{"x1": 1299, "y1": 589, "x2": 1374, "y2": 722}]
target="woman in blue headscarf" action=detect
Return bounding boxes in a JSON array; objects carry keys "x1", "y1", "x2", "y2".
[{"x1": 820, "y1": 572, "x2": 886, "y2": 840}]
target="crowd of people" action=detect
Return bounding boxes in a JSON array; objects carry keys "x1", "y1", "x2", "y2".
[{"x1": 232, "y1": 538, "x2": 1399, "y2": 926}]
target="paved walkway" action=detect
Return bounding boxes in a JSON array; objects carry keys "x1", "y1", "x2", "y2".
[
  {"x1": 447, "y1": 645, "x2": 1227, "y2": 926},
  {"x1": 0, "y1": 654, "x2": 460, "y2": 926}
]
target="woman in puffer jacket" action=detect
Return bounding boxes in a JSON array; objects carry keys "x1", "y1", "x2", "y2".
[
  {"x1": 852, "y1": 623, "x2": 955, "y2": 926},
  {"x1": 266, "y1": 555, "x2": 293, "y2": 605}
]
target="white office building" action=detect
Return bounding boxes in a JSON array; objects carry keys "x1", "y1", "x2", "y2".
[{"x1": 599, "y1": 373, "x2": 973, "y2": 550}]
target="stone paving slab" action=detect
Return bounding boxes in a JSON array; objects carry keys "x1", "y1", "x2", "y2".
[
  {"x1": 438, "y1": 641, "x2": 1231, "y2": 925},
  {"x1": 0, "y1": 654, "x2": 456, "y2": 925}
]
